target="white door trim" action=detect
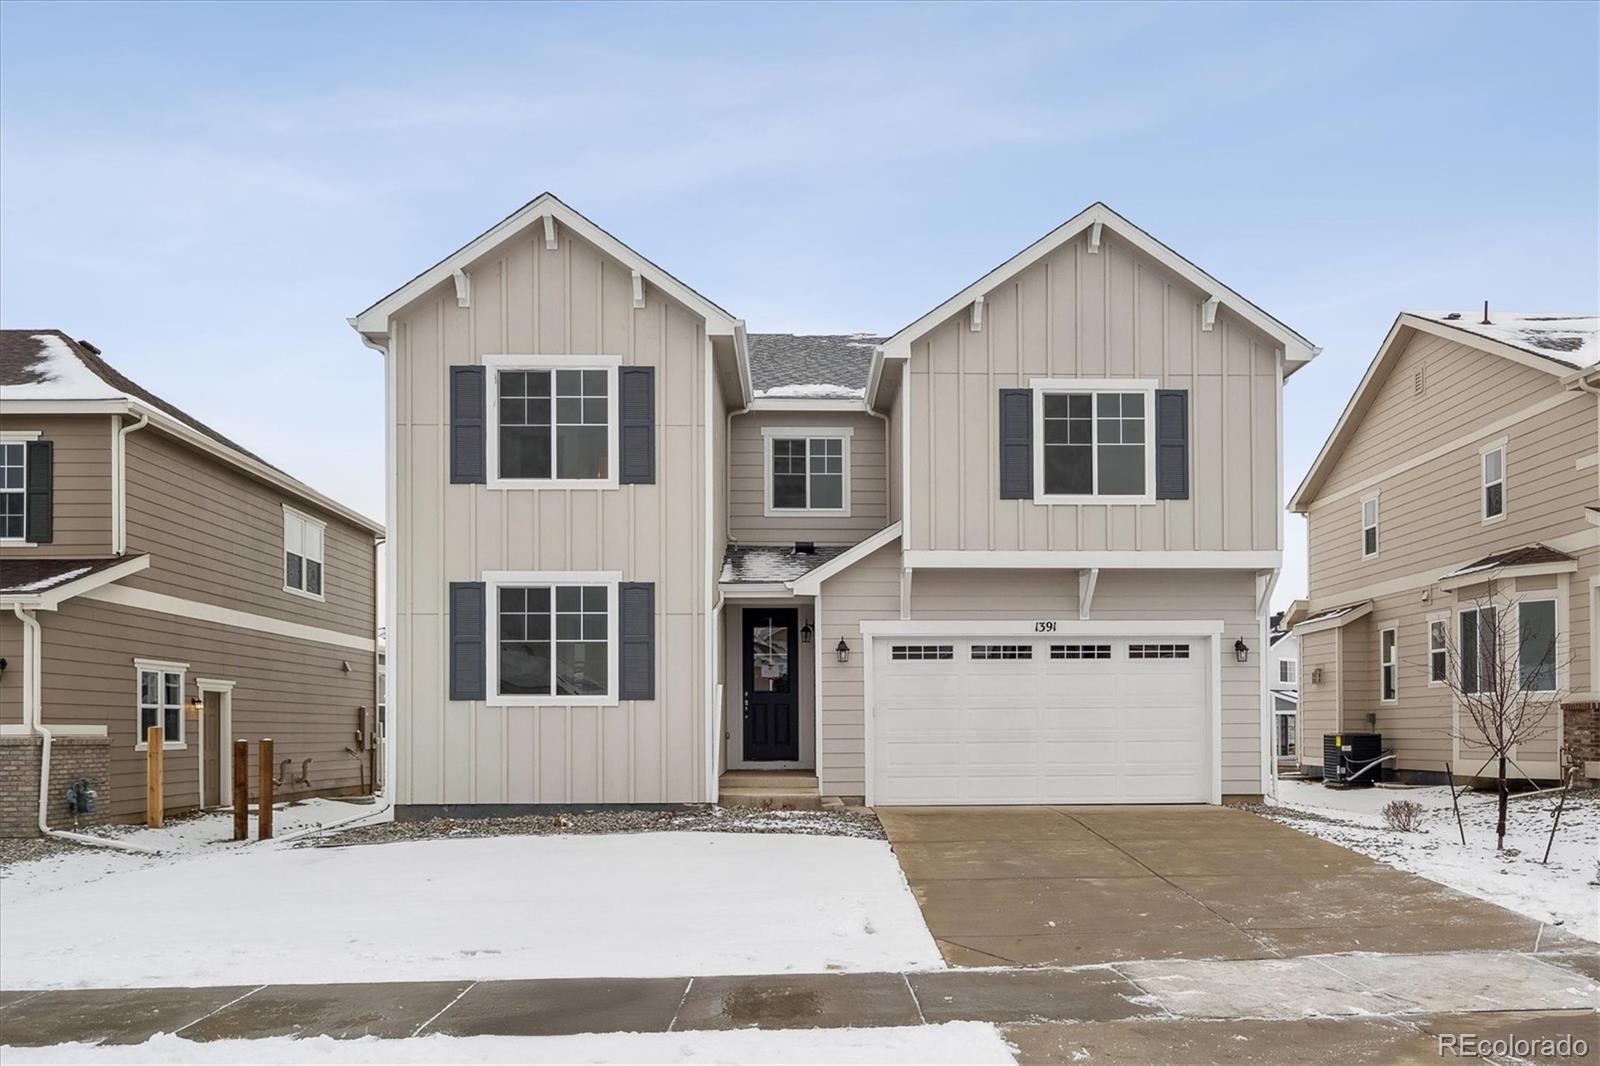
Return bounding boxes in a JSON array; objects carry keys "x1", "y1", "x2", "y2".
[
  {"x1": 195, "y1": 677, "x2": 235, "y2": 808},
  {"x1": 727, "y1": 603, "x2": 816, "y2": 771}
]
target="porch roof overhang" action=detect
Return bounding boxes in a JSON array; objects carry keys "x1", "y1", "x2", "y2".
[
  {"x1": 0, "y1": 554, "x2": 150, "y2": 611},
  {"x1": 1435, "y1": 544, "x2": 1579, "y2": 592},
  {"x1": 1291, "y1": 600, "x2": 1373, "y2": 635}
]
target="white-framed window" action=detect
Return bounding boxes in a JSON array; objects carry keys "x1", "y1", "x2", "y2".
[
  {"x1": 484, "y1": 570, "x2": 620, "y2": 706},
  {"x1": 1379, "y1": 626, "x2": 1397, "y2": 702},
  {"x1": 1428, "y1": 617, "x2": 1448, "y2": 685},
  {"x1": 134, "y1": 659, "x2": 188, "y2": 750},
  {"x1": 1518, "y1": 598, "x2": 1557, "y2": 693},
  {"x1": 1458, "y1": 605, "x2": 1498, "y2": 695},
  {"x1": 487, "y1": 356, "x2": 621, "y2": 489},
  {"x1": 0, "y1": 439, "x2": 26, "y2": 541},
  {"x1": 1360, "y1": 495, "x2": 1379, "y2": 558},
  {"x1": 1480, "y1": 440, "x2": 1506, "y2": 522},
  {"x1": 1278, "y1": 659, "x2": 1297, "y2": 684},
  {"x1": 283, "y1": 506, "x2": 326, "y2": 600},
  {"x1": 761, "y1": 426, "x2": 852, "y2": 516},
  {"x1": 1031, "y1": 379, "x2": 1157, "y2": 502}
]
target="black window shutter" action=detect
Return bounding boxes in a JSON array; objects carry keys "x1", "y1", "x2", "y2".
[
  {"x1": 998, "y1": 388, "x2": 1033, "y2": 500},
  {"x1": 618, "y1": 367, "x2": 655, "y2": 485},
  {"x1": 1155, "y1": 389, "x2": 1190, "y2": 500},
  {"x1": 24, "y1": 440, "x2": 52, "y2": 543},
  {"x1": 448, "y1": 581, "x2": 487, "y2": 701},
  {"x1": 450, "y1": 366, "x2": 487, "y2": 485},
  {"x1": 618, "y1": 581, "x2": 655, "y2": 700}
]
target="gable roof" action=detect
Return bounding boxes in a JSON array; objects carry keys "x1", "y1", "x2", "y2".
[
  {"x1": 1290, "y1": 311, "x2": 1596, "y2": 511},
  {"x1": 1408, "y1": 311, "x2": 1596, "y2": 371},
  {"x1": 0, "y1": 330, "x2": 382, "y2": 536},
  {"x1": 350, "y1": 192, "x2": 739, "y2": 341},
  {"x1": 874, "y1": 201, "x2": 1319, "y2": 369},
  {"x1": 748, "y1": 334, "x2": 879, "y2": 399}
]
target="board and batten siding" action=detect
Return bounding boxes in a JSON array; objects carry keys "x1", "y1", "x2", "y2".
[
  {"x1": 904, "y1": 229, "x2": 1282, "y2": 554},
  {"x1": 122, "y1": 428, "x2": 378, "y2": 639},
  {"x1": 0, "y1": 598, "x2": 375, "y2": 820},
  {"x1": 816, "y1": 555, "x2": 1264, "y2": 798},
  {"x1": 728, "y1": 410, "x2": 887, "y2": 545},
  {"x1": 0, "y1": 414, "x2": 114, "y2": 557},
  {"x1": 393, "y1": 226, "x2": 709, "y2": 806}
]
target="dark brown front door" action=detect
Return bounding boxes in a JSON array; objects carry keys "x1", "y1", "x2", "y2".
[
  {"x1": 202, "y1": 691, "x2": 222, "y2": 807},
  {"x1": 743, "y1": 608, "x2": 799, "y2": 762}
]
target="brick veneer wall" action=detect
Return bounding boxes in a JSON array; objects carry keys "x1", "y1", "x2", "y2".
[
  {"x1": 0, "y1": 735, "x2": 113, "y2": 838},
  {"x1": 1563, "y1": 701, "x2": 1600, "y2": 781}
]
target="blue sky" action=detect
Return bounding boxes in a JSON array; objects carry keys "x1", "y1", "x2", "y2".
[{"x1": 2, "y1": 0, "x2": 1595, "y2": 608}]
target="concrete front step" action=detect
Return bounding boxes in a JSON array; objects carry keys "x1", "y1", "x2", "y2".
[{"x1": 718, "y1": 771, "x2": 820, "y2": 810}]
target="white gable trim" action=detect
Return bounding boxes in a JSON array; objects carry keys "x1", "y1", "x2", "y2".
[
  {"x1": 876, "y1": 202, "x2": 1317, "y2": 366},
  {"x1": 351, "y1": 193, "x2": 738, "y2": 339},
  {"x1": 791, "y1": 522, "x2": 902, "y2": 596}
]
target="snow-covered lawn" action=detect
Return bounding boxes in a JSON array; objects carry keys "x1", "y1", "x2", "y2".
[
  {"x1": 1263, "y1": 780, "x2": 1600, "y2": 942},
  {"x1": 1, "y1": 830, "x2": 941, "y2": 990},
  {"x1": 0, "y1": 1024, "x2": 1017, "y2": 1065}
]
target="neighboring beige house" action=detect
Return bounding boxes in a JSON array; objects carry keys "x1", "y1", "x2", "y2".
[
  {"x1": 352, "y1": 195, "x2": 1316, "y2": 812},
  {"x1": 1286, "y1": 312, "x2": 1599, "y2": 783},
  {"x1": 0, "y1": 331, "x2": 383, "y2": 834},
  {"x1": 1268, "y1": 613, "x2": 1298, "y2": 768}
]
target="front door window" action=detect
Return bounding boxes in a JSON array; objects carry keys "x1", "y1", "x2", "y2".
[{"x1": 752, "y1": 623, "x2": 791, "y2": 694}]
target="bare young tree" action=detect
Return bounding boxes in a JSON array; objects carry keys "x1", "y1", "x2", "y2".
[{"x1": 1439, "y1": 586, "x2": 1568, "y2": 850}]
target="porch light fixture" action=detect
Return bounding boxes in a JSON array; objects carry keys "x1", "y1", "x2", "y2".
[
  {"x1": 835, "y1": 638, "x2": 850, "y2": 664},
  {"x1": 185, "y1": 695, "x2": 202, "y2": 717},
  {"x1": 1233, "y1": 638, "x2": 1249, "y2": 663},
  {"x1": 800, "y1": 621, "x2": 813, "y2": 644}
]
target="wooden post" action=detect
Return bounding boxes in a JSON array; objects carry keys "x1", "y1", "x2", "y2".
[
  {"x1": 145, "y1": 725, "x2": 164, "y2": 828},
  {"x1": 258, "y1": 737, "x2": 274, "y2": 840},
  {"x1": 232, "y1": 740, "x2": 249, "y2": 841}
]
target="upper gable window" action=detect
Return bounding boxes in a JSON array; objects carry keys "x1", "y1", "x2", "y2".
[
  {"x1": 489, "y1": 359, "x2": 619, "y2": 488},
  {"x1": 1033, "y1": 380, "x2": 1155, "y2": 502},
  {"x1": 0, "y1": 440, "x2": 25, "y2": 540},
  {"x1": 1481, "y1": 442, "x2": 1505, "y2": 522},
  {"x1": 1360, "y1": 495, "x2": 1379, "y2": 558},
  {"x1": 762, "y1": 427, "x2": 852, "y2": 516},
  {"x1": 284, "y1": 507, "x2": 326, "y2": 600}
]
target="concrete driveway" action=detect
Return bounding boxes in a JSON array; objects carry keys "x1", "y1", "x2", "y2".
[{"x1": 878, "y1": 804, "x2": 1565, "y2": 968}]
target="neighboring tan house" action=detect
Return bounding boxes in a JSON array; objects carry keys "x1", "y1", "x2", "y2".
[
  {"x1": 1268, "y1": 612, "x2": 1298, "y2": 768},
  {"x1": 0, "y1": 331, "x2": 383, "y2": 835},
  {"x1": 1286, "y1": 312, "x2": 1599, "y2": 784},
  {"x1": 351, "y1": 194, "x2": 1316, "y2": 813}
]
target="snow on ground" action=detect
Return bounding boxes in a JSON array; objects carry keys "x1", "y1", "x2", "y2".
[
  {"x1": 0, "y1": 831, "x2": 942, "y2": 989},
  {"x1": 1264, "y1": 780, "x2": 1600, "y2": 942},
  {"x1": 0, "y1": 1024, "x2": 1017, "y2": 1065}
]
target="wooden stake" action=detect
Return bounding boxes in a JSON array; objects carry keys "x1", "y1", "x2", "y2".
[
  {"x1": 232, "y1": 740, "x2": 249, "y2": 841},
  {"x1": 1543, "y1": 768, "x2": 1574, "y2": 864},
  {"x1": 258, "y1": 737, "x2": 274, "y2": 840},
  {"x1": 1444, "y1": 762, "x2": 1466, "y2": 845},
  {"x1": 146, "y1": 726, "x2": 164, "y2": 828}
]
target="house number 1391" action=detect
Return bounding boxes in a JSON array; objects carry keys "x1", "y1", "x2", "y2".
[{"x1": 1034, "y1": 621, "x2": 1057, "y2": 633}]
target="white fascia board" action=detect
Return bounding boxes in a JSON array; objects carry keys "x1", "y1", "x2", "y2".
[
  {"x1": 791, "y1": 522, "x2": 903, "y2": 596},
  {"x1": 1435, "y1": 558, "x2": 1580, "y2": 592},
  {"x1": 351, "y1": 193, "x2": 739, "y2": 339},
  {"x1": 719, "y1": 583, "x2": 798, "y2": 599},
  {"x1": 748, "y1": 398, "x2": 867, "y2": 413},
  {"x1": 1405, "y1": 315, "x2": 1576, "y2": 379},
  {"x1": 878, "y1": 202, "x2": 1316, "y2": 364},
  {"x1": 860, "y1": 619, "x2": 1226, "y2": 638},
  {"x1": 0, "y1": 554, "x2": 151, "y2": 611},
  {"x1": 901, "y1": 549, "x2": 1282, "y2": 570},
  {"x1": 734, "y1": 320, "x2": 754, "y2": 407}
]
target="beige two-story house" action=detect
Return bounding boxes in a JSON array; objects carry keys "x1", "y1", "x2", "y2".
[
  {"x1": 352, "y1": 195, "x2": 1315, "y2": 813},
  {"x1": 0, "y1": 331, "x2": 383, "y2": 834},
  {"x1": 1287, "y1": 312, "x2": 1599, "y2": 783}
]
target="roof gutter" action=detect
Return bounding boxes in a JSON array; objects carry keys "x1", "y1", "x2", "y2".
[{"x1": 112, "y1": 411, "x2": 150, "y2": 555}]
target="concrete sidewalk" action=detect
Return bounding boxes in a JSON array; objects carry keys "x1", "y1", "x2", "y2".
[{"x1": 1, "y1": 949, "x2": 1593, "y2": 1048}]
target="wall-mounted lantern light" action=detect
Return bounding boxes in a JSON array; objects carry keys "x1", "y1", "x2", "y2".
[
  {"x1": 1233, "y1": 638, "x2": 1249, "y2": 663},
  {"x1": 185, "y1": 695, "x2": 202, "y2": 717},
  {"x1": 800, "y1": 621, "x2": 813, "y2": 644},
  {"x1": 835, "y1": 638, "x2": 850, "y2": 664}
]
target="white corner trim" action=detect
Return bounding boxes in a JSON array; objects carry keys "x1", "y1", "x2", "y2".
[
  {"x1": 82, "y1": 584, "x2": 377, "y2": 652},
  {"x1": 901, "y1": 549, "x2": 1282, "y2": 570},
  {"x1": 792, "y1": 522, "x2": 903, "y2": 596}
]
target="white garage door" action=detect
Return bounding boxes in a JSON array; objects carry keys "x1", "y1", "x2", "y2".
[{"x1": 870, "y1": 637, "x2": 1211, "y2": 805}]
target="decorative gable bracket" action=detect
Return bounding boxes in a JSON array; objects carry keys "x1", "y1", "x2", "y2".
[
  {"x1": 543, "y1": 214, "x2": 558, "y2": 250},
  {"x1": 452, "y1": 269, "x2": 471, "y2": 309},
  {"x1": 1201, "y1": 295, "x2": 1220, "y2": 333},
  {"x1": 631, "y1": 270, "x2": 646, "y2": 310},
  {"x1": 970, "y1": 296, "x2": 984, "y2": 333},
  {"x1": 1087, "y1": 221, "x2": 1103, "y2": 254}
]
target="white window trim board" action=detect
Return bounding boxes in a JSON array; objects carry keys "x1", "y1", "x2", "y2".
[
  {"x1": 1029, "y1": 377, "x2": 1159, "y2": 505},
  {"x1": 282, "y1": 504, "x2": 328, "y2": 602},
  {"x1": 1516, "y1": 596, "x2": 1560, "y2": 694},
  {"x1": 133, "y1": 658, "x2": 189, "y2": 750},
  {"x1": 1479, "y1": 437, "x2": 1507, "y2": 524},
  {"x1": 483, "y1": 355, "x2": 623, "y2": 491},
  {"x1": 1360, "y1": 493, "x2": 1380, "y2": 559},
  {"x1": 1378, "y1": 624, "x2": 1398, "y2": 703},
  {"x1": 1427, "y1": 611, "x2": 1449, "y2": 687},
  {"x1": 760, "y1": 425, "x2": 854, "y2": 518},
  {"x1": 482, "y1": 569, "x2": 623, "y2": 707},
  {"x1": 0, "y1": 434, "x2": 32, "y2": 546}
]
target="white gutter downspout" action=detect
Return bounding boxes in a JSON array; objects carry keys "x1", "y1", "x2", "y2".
[
  {"x1": 13, "y1": 605, "x2": 155, "y2": 854},
  {"x1": 112, "y1": 411, "x2": 150, "y2": 555}
]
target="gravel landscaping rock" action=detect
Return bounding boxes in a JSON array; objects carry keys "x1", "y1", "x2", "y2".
[
  {"x1": 0, "y1": 836, "x2": 81, "y2": 869},
  {"x1": 313, "y1": 804, "x2": 885, "y2": 848}
]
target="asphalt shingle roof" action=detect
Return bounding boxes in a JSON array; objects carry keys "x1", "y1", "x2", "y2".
[
  {"x1": 720, "y1": 544, "x2": 849, "y2": 584},
  {"x1": 747, "y1": 334, "x2": 880, "y2": 398},
  {"x1": 1443, "y1": 544, "x2": 1575, "y2": 579}
]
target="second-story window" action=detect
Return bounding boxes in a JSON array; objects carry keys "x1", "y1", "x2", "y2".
[
  {"x1": 491, "y1": 362, "x2": 617, "y2": 487},
  {"x1": 1481, "y1": 443, "x2": 1505, "y2": 521},
  {"x1": 763, "y1": 427, "x2": 851, "y2": 516},
  {"x1": 1278, "y1": 659, "x2": 1297, "y2": 684},
  {"x1": 284, "y1": 507, "x2": 326, "y2": 600},
  {"x1": 1361, "y1": 495, "x2": 1379, "y2": 558},
  {"x1": 1033, "y1": 382, "x2": 1155, "y2": 501},
  {"x1": 0, "y1": 441, "x2": 24, "y2": 540}
]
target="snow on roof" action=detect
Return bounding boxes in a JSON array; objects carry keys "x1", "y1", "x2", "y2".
[
  {"x1": 1296, "y1": 601, "x2": 1370, "y2": 628},
  {"x1": 748, "y1": 334, "x2": 878, "y2": 399},
  {"x1": 1441, "y1": 543, "x2": 1575, "y2": 580},
  {"x1": 0, "y1": 557, "x2": 140, "y2": 596},
  {"x1": 0, "y1": 332, "x2": 126, "y2": 400},
  {"x1": 720, "y1": 544, "x2": 849, "y2": 584},
  {"x1": 1411, "y1": 311, "x2": 1597, "y2": 369}
]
